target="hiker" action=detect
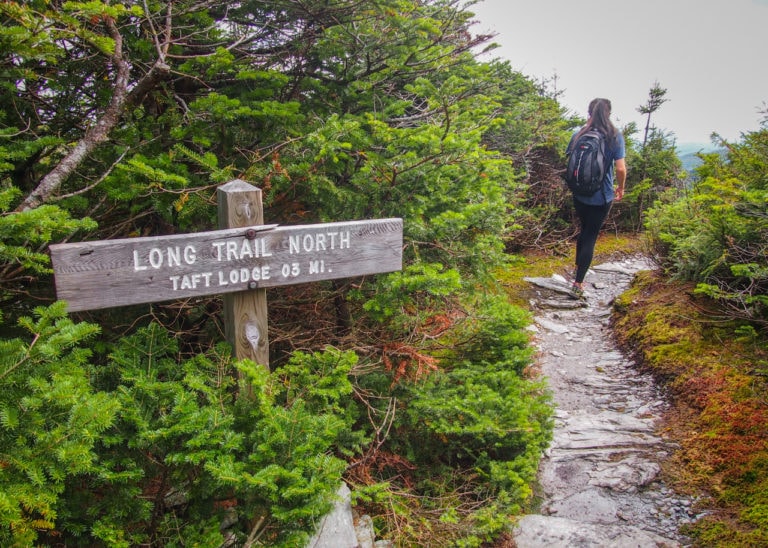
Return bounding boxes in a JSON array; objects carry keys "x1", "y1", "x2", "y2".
[{"x1": 565, "y1": 97, "x2": 626, "y2": 299}]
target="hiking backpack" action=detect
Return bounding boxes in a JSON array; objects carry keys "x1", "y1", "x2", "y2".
[{"x1": 564, "y1": 128, "x2": 608, "y2": 196}]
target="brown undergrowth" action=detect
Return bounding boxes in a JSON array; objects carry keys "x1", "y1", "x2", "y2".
[{"x1": 612, "y1": 270, "x2": 768, "y2": 547}]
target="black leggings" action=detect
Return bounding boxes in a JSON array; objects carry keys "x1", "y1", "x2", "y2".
[{"x1": 573, "y1": 199, "x2": 612, "y2": 283}]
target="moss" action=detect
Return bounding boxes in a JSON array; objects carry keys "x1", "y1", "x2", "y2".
[
  {"x1": 500, "y1": 233, "x2": 646, "y2": 307},
  {"x1": 593, "y1": 233, "x2": 646, "y2": 257},
  {"x1": 684, "y1": 518, "x2": 738, "y2": 546},
  {"x1": 509, "y1": 232, "x2": 768, "y2": 544},
  {"x1": 613, "y1": 269, "x2": 768, "y2": 545}
]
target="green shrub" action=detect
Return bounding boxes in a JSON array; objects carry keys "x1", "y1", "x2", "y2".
[
  {"x1": 0, "y1": 302, "x2": 117, "y2": 546},
  {"x1": 645, "y1": 128, "x2": 768, "y2": 326},
  {"x1": 1, "y1": 315, "x2": 357, "y2": 546},
  {"x1": 362, "y1": 295, "x2": 554, "y2": 544}
]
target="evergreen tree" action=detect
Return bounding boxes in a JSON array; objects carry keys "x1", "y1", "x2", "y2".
[
  {"x1": 646, "y1": 121, "x2": 768, "y2": 326},
  {"x1": 1, "y1": 1, "x2": 557, "y2": 543},
  {"x1": 637, "y1": 80, "x2": 668, "y2": 150},
  {"x1": 615, "y1": 83, "x2": 683, "y2": 230}
]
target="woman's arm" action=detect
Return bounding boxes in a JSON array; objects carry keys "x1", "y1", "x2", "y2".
[{"x1": 614, "y1": 158, "x2": 627, "y2": 201}]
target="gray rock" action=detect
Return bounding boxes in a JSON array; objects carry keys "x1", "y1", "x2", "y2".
[
  {"x1": 306, "y1": 483, "x2": 359, "y2": 548},
  {"x1": 354, "y1": 514, "x2": 375, "y2": 548},
  {"x1": 524, "y1": 276, "x2": 573, "y2": 295},
  {"x1": 535, "y1": 316, "x2": 570, "y2": 334},
  {"x1": 514, "y1": 514, "x2": 681, "y2": 547},
  {"x1": 306, "y1": 483, "x2": 384, "y2": 548},
  {"x1": 520, "y1": 259, "x2": 694, "y2": 547}
]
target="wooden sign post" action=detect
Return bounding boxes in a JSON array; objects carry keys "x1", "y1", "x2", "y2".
[
  {"x1": 49, "y1": 180, "x2": 403, "y2": 369},
  {"x1": 217, "y1": 180, "x2": 269, "y2": 366}
]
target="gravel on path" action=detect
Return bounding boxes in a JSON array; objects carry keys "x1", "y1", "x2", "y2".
[{"x1": 516, "y1": 257, "x2": 699, "y2": 547}]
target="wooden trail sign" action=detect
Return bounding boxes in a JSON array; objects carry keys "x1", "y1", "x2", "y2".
[
  {"x1": 50, "y1": 218, "x2": 403, "y2": 312},
  {"x1": 50, "y1": 180, "x2": 402, "y2": 368}
]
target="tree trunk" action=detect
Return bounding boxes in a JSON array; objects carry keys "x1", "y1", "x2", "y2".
[{"x1": 15, "y1": 20, "x2": 170, "y2": 212}]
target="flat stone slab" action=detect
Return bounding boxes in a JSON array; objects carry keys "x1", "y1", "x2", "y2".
[
  {"x1": 514, "y1": 515, "x2": 681, "y2": 547},
  {"x1": 524, "y1": 274, "x2": 591, "y2": 309},
  {"x1": 592, "y1": 258, "x2": 656, "y2": 276},
  {"x1": 535, "y1": 316, "x2": 570, "y2": 334},
  {"x1": 539, "y1": 298, "x2": 586, "y2": 310},
  {"x1": 524, "y1": 276, "x2": 573, "y2": 295},
  {"x1": 519, "y1": 257, "x2": 694, "y2": 545}
]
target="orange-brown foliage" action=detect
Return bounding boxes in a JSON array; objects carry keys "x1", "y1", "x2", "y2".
[{"x1": 613, "y1": 270, "x2": 768, "y2": 540}]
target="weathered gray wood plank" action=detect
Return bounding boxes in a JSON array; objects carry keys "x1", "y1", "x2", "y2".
[
  {"x1": 218, "y1": 180, "x2": 269, "y2": 368},
  {"x1": 50, "y1": 218, "x2": 403, "y2": 311}
]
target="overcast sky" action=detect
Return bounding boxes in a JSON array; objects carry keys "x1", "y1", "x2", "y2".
[{"x1": 469, "y1": 0, "x2": 768, "y2": 144}]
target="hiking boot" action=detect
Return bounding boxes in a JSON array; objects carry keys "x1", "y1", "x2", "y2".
[{"x1": 568, "y1": 284, "x2": 585, "y2": 300}]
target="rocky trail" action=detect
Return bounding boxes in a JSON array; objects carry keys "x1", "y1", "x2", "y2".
[
  {"x1": 513, "y1": 256, "x2": 701, "y2": 547},
  {"x1": 309, "y1": 256, "x2": 704, "y2": 548}
]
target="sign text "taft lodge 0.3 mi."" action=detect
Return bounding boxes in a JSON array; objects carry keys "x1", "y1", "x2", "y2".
[{"x1": 50, "y1": 218, "x2": 403, "y2": 312}]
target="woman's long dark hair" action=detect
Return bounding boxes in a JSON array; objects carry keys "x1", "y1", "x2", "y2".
[{"x1": 574, "y1": 98, "x2": 618, "y2": 143}]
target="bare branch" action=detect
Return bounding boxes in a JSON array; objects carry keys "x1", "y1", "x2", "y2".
[
  {"x1": 15, "y1": 18, "x2": 170, "y2": 212},
  {"x1": 16, "y1": 17, "x2": 131, "y2": 211},
  {"x1": 51, "y1": 149, "x2": 129, "y2": 202}
]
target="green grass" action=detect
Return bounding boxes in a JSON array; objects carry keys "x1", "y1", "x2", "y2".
[{"x1": 498, "y1": 233, "x2": 646, "y2": 306}]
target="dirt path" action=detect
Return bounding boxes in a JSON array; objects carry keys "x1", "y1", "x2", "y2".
[{"x1": 514, "y1": 257, "x2": 698, "y2": 547}]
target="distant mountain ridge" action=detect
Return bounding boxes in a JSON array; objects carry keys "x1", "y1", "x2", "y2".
[{"x1": 676, "y1": 142, "x2": 725, "y2": 173}]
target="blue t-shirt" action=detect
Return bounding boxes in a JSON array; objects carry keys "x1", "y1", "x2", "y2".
[{"x1": 567, "y1": 129, "x2": 625, "y2": 205}]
